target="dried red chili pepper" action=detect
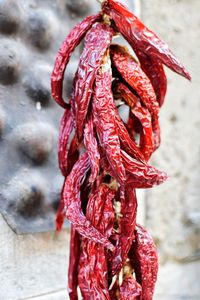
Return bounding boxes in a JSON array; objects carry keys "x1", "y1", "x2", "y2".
[
  {"x1": 126, "y1": 111, "x2": 137, "y2": 141},
  {"x1": 51, "y1": 13, "x2": 102, "y2": 108},
  {"x1": 55, "y1": 183, "x2": 65, "y2": 231},
  {"x1": 74, "y1": 23, "x2": 114, "y2": 140},
  {"x1": 122, "y1": 150, "x2": 168, "y2": 188},
  {"x1": 110, "y1": 45, "x2": 159, "y2": 118},
  {"x1": 134, "y1": 50, "x2": 167, "y2": 107},
  {"x1": 120, "y1": 276, "x2": 142, "y2": 300},
  {"x1": 109, "y1": 279, "x2": 120, "y2": 300},
  {"x1": 111, "y1": 186, "x2": 137, "y2": 275},
  {"x1": 84, "y1": 114, "x2": 100, "y2": 183},
  {"x1": 78, "y1": 184, "x2": 115, "y2": 299},
  {"x1": 152, "y1": 117, "x2": 161, "y2": 151},
  {"x1": 114, "y1": 78, "x2": 161, "y2": 152},
  {"x1": 114, "y1": 82, "x2": 154, "y2": 160},
  {"x1": 58, "y1": 107, "x2": 74, "y2": 176},
  {"x1": 62, "y1": 152, "x2": 115, "y2": 251},
  {"x1": 103, "y1": 0, "x2": 191, "y2": 80},
  {"x1": 114, "y1": 107, "x2": 145, "y2": 162},
  {"x1": 129, "y1": 224, "x2": 158, "y2": 300},
  {"x1": 68, "y1": 226, "x2": 81, "y2": 300},
  {"x1": 92, "y1": 53, "x2": 126, "y2": 185},
  {"x1": 51, "y1": 1, "x2": 190, "y2": 299},
  {"x1": 67, "y1": 136, "x2": 80, "y2": 175}
]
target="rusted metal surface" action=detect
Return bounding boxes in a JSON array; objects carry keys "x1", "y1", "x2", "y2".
[{"x1": 0, "y1": 0, "x2": 135, "y2": 234}]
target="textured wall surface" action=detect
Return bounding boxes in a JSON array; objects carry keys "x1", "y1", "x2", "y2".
[
  {"x1": 141, "y1": 0, "x2": 200, "y2": 299},
  {"x1": 0, "y1": 0, "x2": 199, "y2": 299}
]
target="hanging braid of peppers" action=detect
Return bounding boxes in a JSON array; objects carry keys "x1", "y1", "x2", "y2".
[{"x1": 51, "y1": 0, "x2": 191, "y2": 299}]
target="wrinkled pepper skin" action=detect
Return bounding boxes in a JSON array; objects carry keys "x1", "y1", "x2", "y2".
[
  {"x1": 51, "y1": 0, "x2": 190, "y2": 298},
  {"x1": 51, "y1": 13, "x2": 102, "y2": 108},
  {"x1": 111, "y1": 45, "x2": 159, "y2": 118},
  {"x1": 109, "y1": 280, "x2": 120, "y2": 300},
  {"x1": 84, "y1": 115, "x2": 100, "y2": 183},
  {"x1": 55, "y1": 183, "x2": 65, "y2": 231},
  {"x1": 113, "y1": 106, "x2": 145, "y2": 162},
  {"x1": 78, "y1": 185, "x2": 115, "y2": 300},
  {"x1": 58, "y1": 108, "x2": 74, "y2": 176},
  {"x1": 62, "y1": 153, "x2": 115, "y2": 251},
  {"x1": 74, "y1": 23, "x2": 114, "y2": 140},
  {"x1": 129, "y1": 224, "x2": 158, "y2": 300},
  {"x1": 121, "y1": 150, "x2": 168, "y2": 188},
  {"x1": 126, "y1": 111, "x2": 137, "y2": 141},
  {"x1": 114, "y1": 82, "x2": 154, "y2": 160},
  {"x1": 103, "y1": 0, "x2": 191, "y2": 80},
  {"x1": 120, "y1": 276, "x2": 142, "y2": 300},
  {"x1": 111, "y1": 186, "x2": 137, "y2": 275},
  {"x1": 134, "y1": 49, "x2": 167, "y2": 107},
  {"x1": 68, "y1": 226, "x2": 81, "y2": 300},
  {"x1": 93, "y1": 54, "x2": 126, "y2": 185}
]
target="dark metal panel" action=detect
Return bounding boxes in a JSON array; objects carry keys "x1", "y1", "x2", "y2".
[{"x1": 0, "y1": 0, "x2": 135, "y2": 234}]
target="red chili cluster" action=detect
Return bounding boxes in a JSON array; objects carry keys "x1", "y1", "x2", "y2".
[{"x1": 51, "y1": 1, "x2": 190, "y2": 299}]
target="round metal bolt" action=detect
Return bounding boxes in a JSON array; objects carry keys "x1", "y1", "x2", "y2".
[
  {"x1": 66, "y1": 0, "x2": 91, "y2": 17},
  {"x1": 3, "y1": 170, "x2": 46, "y2": 218},
  {"x1": 23, "y1": 64, "x2": 51, "y2": 105},
  {"x1": 0, "y1": 0, "x2": 21, "y2": 34},
  {"x1": 12, "y1": 122, "x2": 56, "y2": 164},
  {"x1": 0, "y1": 39, "x2": 21, "y2": 85},
  {"x1": 26, "y1": 11, "x2": 54, "y2": 50}
]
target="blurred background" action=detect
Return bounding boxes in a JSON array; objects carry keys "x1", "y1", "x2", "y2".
[{"x1": 0, "y1": 0, "x2": 199, "y2": 299}]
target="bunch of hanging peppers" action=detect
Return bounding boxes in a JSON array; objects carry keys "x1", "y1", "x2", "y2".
[{"x1": 51, "y1": 0, "x2": 190, "y2": 299}]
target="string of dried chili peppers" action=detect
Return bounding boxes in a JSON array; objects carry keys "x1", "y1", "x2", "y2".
[{"x1": 51, "y1": 1, "x2": 190, "y2": 299}]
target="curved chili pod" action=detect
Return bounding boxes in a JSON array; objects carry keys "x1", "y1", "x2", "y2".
[
  {"x1": 67, "y1": 136, "x2": 80, "y2": 175},
  {"x1": 126, "y1": 111, "x2": 136, "y2": 141},
  {"x1": 99, "y1": 148, "x2": 117, "y2": 180},
  {"x1": 134, "y1": 49, "x2": 167, "y2": 107},
  {"x1": 62, "y1": 152, "x2": 115, "y2": 251},
  {"x1": 114, "y1": 82, "x2": 154, "y2": 160},
  {"x1": 120, "y1": 276, "x2": 142, "y2": 300},
  {"x1": 84, "y1": 115, "x2": 100, "y2": 183},
  {"x1": 51, "y1": 13, "x2": 102, "y2": 108},
  {"x1": 121, "y1": 150, "x2": 168, "y2": 188},
  {"x1": 114, "y1": 107, "x2": 145, "y2": 162},
  {"x1": 58, "y1": 108, "x2": 74, "y2": 176},
  {"x1": 110, "y1": 45, "x2": 159, "y2": 118},
  {"x1": 93, "y1": 54, "x2": 126, "y2": 185},
  {"x1": 55, "y1": 183, "x2": 65, "y2": 231},
  {"x1": 74, "y1": 23, "x2": 114, "y2": 140},
  {"x1": 78, "y1": 185, "x2": 115, "y2": 299},
  {"x1": 109, "y1": 279, "x2": 120, "y2": 300},
  {"x1": 86, "y1": 185, "x2": 115, "y2": 237},
  {"x1": 56, "y1": 135, "x2": 80, "y2": 232},
  {"x1": 68, "y1": 226, "x2": 81, "y2": 300},
  {"x1": 134, "y1": 105, "x2": 155, "y2": 159},
  {"x1": 111, "y1": 186, "x2": 137, "y2": 275},
  {"x1": 129, "y1": 224, "x2": 158, "y2": 300},
  {"x1": 152, "y1": 117, "x2": 161, "y2": 151},
  {"x1": 103, "y1": 0, "x2": 191, "y2": 80}
]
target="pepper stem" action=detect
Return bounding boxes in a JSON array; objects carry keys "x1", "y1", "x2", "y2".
[{"x1": 103, "y1": 13, "x2": 111, "y2": 25}]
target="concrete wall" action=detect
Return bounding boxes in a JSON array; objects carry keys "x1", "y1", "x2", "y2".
[
  {"x1": 0, "y1": 215, "x2": 70, "y2": 299},
  {"x1": 0, "y1": 0, "x2": 199, "y2": 299},
  {"x1": 141, "y1": 0, "x2": 200, "y2": 299}
]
